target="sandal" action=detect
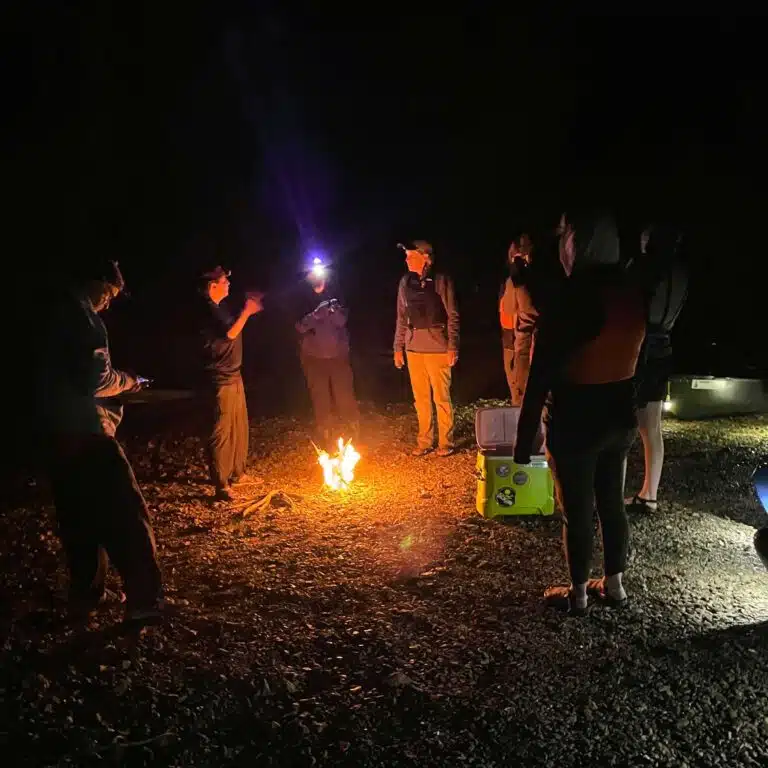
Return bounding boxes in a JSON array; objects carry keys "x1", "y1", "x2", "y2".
[
  {"x1": 625, "y1": 494, "x2": 658, "y2": 513},
  {"x1": 544, "y1": 585, "x2": 588, "y2": 617},
  {"x1": 586, "y1": 578, "x2": 628, "y2": 609}
]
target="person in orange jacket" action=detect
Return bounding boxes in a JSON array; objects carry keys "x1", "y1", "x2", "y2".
[{"x1": 514, "y1": 209, "x2": 647, "y2": 615}]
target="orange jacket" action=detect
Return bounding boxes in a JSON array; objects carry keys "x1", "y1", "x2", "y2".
[{"x1": 565, "y1": 283, "x2": 646, "y2": 385}]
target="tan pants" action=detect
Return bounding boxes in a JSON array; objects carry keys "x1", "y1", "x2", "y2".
[
  {"x1": 406, "y1": 351, "x2": 454, "y2": 450},
  {"x1": 503, "y1": 347, "x2": 517, "y2": 404}
]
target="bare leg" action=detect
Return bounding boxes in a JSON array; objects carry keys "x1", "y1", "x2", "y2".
[{"x1": 637, "y1": 400, "x2": 664, "y2": 504}]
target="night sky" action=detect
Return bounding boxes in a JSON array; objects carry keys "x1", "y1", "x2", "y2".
[{"x1": 8, "y1": 8, "x2": 768, "y2": 409}]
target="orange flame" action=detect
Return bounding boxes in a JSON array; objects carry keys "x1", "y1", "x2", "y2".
[{"x1": 317, "y1": 438, "x2": 360, "y2": 490}]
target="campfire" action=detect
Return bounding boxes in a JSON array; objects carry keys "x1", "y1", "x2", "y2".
[{"x1": 316, "y1": 438, "x2": 361, "y2": 490}]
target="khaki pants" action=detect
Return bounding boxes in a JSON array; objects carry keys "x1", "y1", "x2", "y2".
[
  {"x1": 503, "y1": 347, "x2": 516, "y2": 404},
  {"x1": 406, "y1": 351, "x2": 454, "y2": 450}
]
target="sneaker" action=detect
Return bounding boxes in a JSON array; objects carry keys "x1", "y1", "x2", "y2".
[
  {"x1": 214, "y1": 486, "x2": 235, "y2": 502},
  {"x1": 411, "y1": 447, "x2": 432, "y2": 457},
  {"x1": 435, "y1": 447, "x2": 455, "y2": 457}
]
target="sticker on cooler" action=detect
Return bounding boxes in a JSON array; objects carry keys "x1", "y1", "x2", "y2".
[
  {"x1": 512, "y1": 471, "x2": 528, "y2": 486},
  {"x1": 495, "y1": 463, "x2": 511, "y2": 478},
  {"x1": 495, "y1": 488, "x2": 516, "y2": 507}
]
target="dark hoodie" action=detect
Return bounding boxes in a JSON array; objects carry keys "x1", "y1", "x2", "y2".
[{"x1": 295, "y1": 280, "x2": 351, "y2": 359}]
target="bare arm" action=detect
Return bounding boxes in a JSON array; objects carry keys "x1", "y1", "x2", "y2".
[{"x1": 226, "y1": 295, "x2": 262, "y2": 339}]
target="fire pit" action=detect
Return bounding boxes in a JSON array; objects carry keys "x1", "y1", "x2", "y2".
[{"x1": 316, "y1": 438, "x2": 361, "y2": 491}]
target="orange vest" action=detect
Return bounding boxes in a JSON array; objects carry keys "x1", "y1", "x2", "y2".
[{"x1": 565, "y1": 285, "x2": 646, "y2": 385}]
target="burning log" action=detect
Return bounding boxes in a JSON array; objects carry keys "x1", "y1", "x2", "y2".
[{"x1": 316, "y1": 438, "x2": 361, "y2": 490}]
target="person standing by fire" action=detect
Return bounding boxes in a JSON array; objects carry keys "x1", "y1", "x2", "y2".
[
  {"x1": 41, "y1": 260, "x2": 164, "y2": 629},
  {"x1": 394, "y1": 240, "x2": 460, "y2": 457},
  {"x1": 295, "y1": 260, "x2": 360, "y2": 446},
  {"x1": 197, "y1": 265, "x2": 263, "y2": 502},
  {"x1": 514, "y1": 210, "x2": 647, "y2": 615}
]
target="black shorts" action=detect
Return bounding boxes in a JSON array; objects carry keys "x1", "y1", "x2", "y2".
[{"x1": 634, "y1": 355, "x2": 673, "y2": 408}]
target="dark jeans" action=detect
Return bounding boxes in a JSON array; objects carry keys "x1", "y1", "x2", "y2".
[
  {"x1": 206, "y1": 375, "x2": 249, "y2": 490},
  {"x1": 546, "y1": 423, "x2": 635, "y2": 585},
  {"x1": 301, "y1": 353, "x2": 360, "y2": 434},
  {"x1": 49, "y1": 434, "x2": 163, "y2": 613}
]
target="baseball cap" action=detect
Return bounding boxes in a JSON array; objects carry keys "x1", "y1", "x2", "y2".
[
  {"x1": 411, "y1": 240, "x2": 433, "y2": 255},
  {"x1": 201, "y1": 265, "x2": 232, "y2": 281}
]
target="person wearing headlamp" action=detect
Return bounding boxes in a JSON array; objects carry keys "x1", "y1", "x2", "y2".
[{"x1": 295, "y1": 260, "x2": 360, "y2": 446}]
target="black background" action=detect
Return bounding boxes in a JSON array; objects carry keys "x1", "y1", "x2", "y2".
[{"x1": 7, "y1": 8, "x2": 767, "y2": 423}]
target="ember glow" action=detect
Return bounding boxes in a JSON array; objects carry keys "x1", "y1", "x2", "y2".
[{"x1": 317, "y1": 438, "x2": 360, "y2": 490}]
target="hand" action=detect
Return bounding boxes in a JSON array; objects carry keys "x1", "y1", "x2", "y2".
[
  {"x1": 394, "y1": 351, "x2": 405, "y2": 369},
  {"x1": 244, "y1": 291, "x2": 264, "y2": 316},
  {"x1": 447, "y1": 350, "x2": 459, "y2": 367},
  {"x1": 313, "y1": 302, "x2": 331, "y2": 319}
]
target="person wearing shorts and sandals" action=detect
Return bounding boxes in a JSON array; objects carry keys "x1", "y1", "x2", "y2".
[{"x1": 625, "y1": 225, "x2": 688, "y2": 514}]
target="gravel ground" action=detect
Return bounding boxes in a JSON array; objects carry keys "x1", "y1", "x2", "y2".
[{"x1": 1, "y1": 405, "x2": 767, "y2": 767}]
